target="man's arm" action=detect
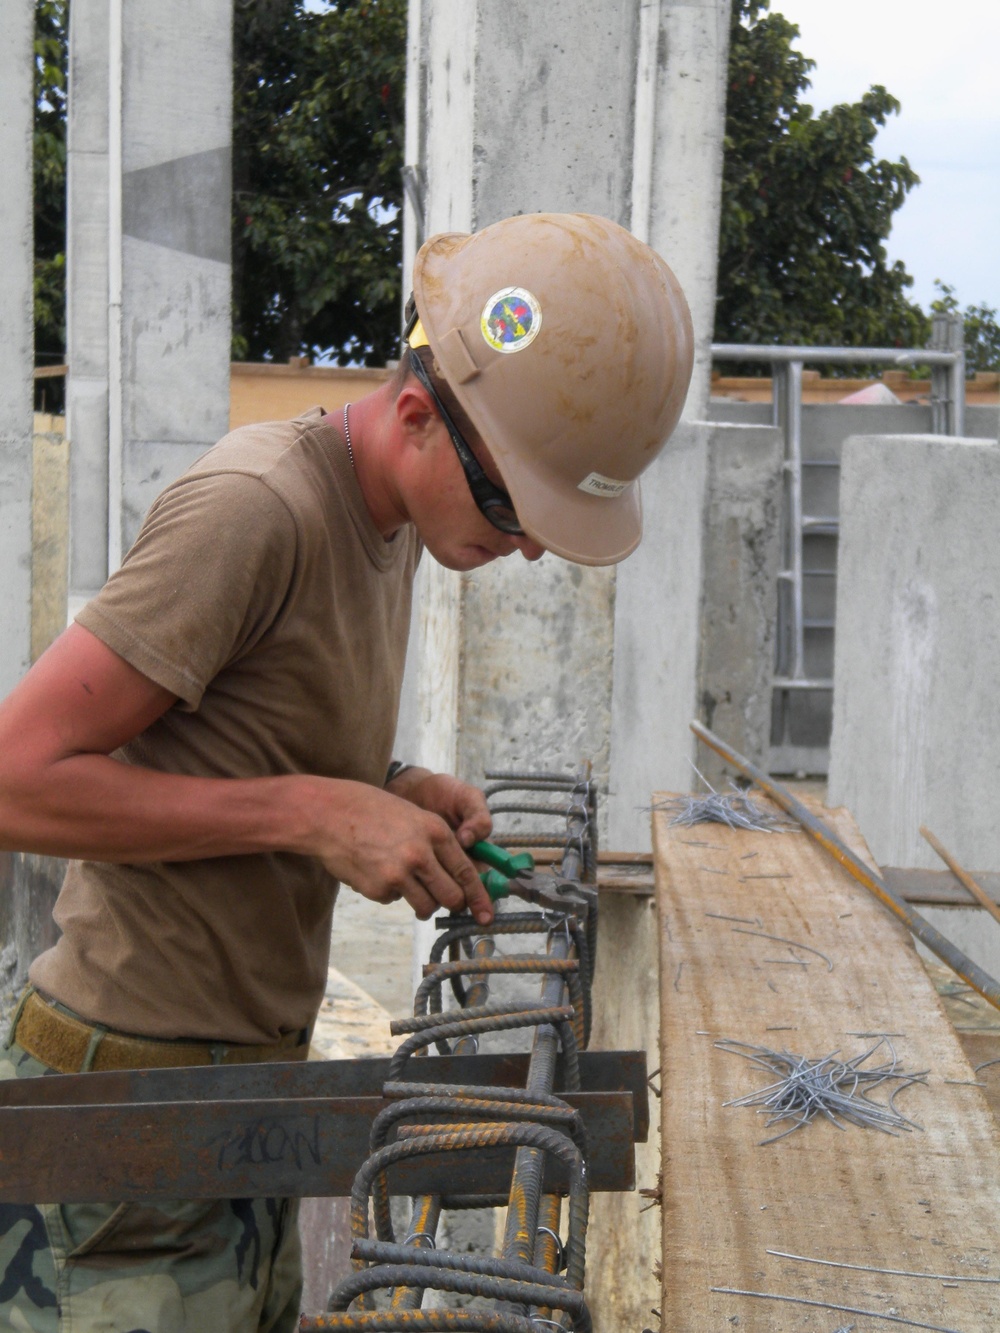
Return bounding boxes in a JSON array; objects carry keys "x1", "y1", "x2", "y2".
[{"x1": 0, "y1": 623, "x2": 495, "y2": 924}]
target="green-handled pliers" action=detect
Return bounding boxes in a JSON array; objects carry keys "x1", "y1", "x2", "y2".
[{"x1": 470, "y1": 840, "x2": 595, "y2": 916}]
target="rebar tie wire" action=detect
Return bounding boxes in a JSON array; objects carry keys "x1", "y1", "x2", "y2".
[
  {"x1": 319, "y1": 768, "x2": 599, "y2": 1329},
  {"x1": 652, "y1": 787, "x2": 795, "y2": 833},
  {"x1": 717, "y1": 1037, "x2": 929, "y2": 1144}
]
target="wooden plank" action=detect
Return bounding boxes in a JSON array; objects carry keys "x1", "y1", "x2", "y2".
[
  {"x1": 954, "y1": 1033, "x2": 1000, "y2": 1126},
  {"x1": 884, "y1": 866, "x2": 1000, "y2": 907},
  {"x1": 655, "y1": 795, "x2": 1000, "y2": 1332}
]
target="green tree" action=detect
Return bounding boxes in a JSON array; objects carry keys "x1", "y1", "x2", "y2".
[
  {"x1": 930, "y1": 282, "x2": 1000, "y2": 374},
  {"x1": 34, "y1": 0, "x2": 68, "y2": 408},
  {"x1": 716, "y1": 0, "x2": 928, "y2": 359},
  {"x1": 232, "y1": 0, "x2": 405, "y2": 365}
]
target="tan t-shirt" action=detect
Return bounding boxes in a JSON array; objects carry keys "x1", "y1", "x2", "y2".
[{"x1": 30, "y1": 409, "x2": 421, "y2": 1044}]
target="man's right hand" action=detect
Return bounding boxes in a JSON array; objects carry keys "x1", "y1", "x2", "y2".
[{"x1": 305, "y1": 779, "x2": 495, "y2": 926}]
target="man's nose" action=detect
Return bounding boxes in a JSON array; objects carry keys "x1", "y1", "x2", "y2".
[{"x1": 514, "y1": 535, "x2": 545, "y2": 562}]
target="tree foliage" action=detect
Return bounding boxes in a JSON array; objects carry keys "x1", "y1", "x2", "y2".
[
  {"x1": 34, "y1": 0, "x2": 68, "y2": 391},
  {"x1": 30, "y1": 0, "x2": 997, "y2": 376},
  {"x1": 716, "y1": 0, "x2": 928, "y2": 356},
  {"x1": 232, "y1": 0, "x2": 405, "y2": 365},
  {"x1": 930, "y1": 282, "x2": 1000, "y2": 374}
]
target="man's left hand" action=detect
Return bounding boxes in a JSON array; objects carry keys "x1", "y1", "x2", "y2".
[{"x1": 386, "y1": 768, "x2": 492, "y2": 850}]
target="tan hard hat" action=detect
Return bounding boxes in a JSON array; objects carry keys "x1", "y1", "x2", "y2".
[{"x1": 411, "y1": 212, "x2": 693, "y2": 565}]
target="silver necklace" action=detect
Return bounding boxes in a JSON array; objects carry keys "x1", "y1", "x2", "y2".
[{"x1": 342, "y1": 403, "x2": 356, "y2": 472}]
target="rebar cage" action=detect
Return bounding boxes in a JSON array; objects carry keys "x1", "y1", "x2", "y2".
[{"x1": 302, "y1": 765, "x2": 600, "y2": 1332}]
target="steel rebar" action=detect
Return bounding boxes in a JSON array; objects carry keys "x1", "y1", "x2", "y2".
[{"x1": 689, "y1": 720, "x2": 1000, "y2": 1013}]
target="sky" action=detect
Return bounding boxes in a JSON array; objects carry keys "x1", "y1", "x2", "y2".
[{"x1": 770, "y1": 0, "x2": 1000, "y2": 315}]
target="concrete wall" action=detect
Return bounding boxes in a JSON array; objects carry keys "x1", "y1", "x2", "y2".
[
  {"x1": 705, "y1": 400, "x2": 1000, "y2": 761},
  {"x1": 0, "y1": 856, "x2": 65, "y2": 1019},
  {"x1": 229, "y1": 364, "x2": 392, "y2": 432},
  {"x1": 829, "y1": 435, "x2": 1000, "y2": 875},
  {"x1": 695, "y1": 423, "x2": 783, "y2": 792},
  {"x1": 608, "y1": 421, "x2": 782, "y2": 842},
  {"x1": 67, "y1": 0, "x2": 233, "y2": 597},
  {"x1": 31, "y1": 416, "x2": 70, "y2": 663},
  {"x1": 708, "y1": 399, "x2": 999, "y2": 442},
  {"x1": 0, "y1": 0, "x2": 35, "y2": 698}
]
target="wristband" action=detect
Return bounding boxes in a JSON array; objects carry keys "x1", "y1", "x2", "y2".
[{"x1": 385, "y1": 761, "x2": 416, "y2": 787}]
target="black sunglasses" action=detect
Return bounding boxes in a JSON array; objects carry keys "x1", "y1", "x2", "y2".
[{"x1": 407, "y1": 346, "x2": 524, "y2": 537}]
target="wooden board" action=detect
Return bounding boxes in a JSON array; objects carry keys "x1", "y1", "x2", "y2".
[
  {"x1": 655, "y1": 796, "x2": 1000, "y2": 1332},
  {"x1": 884, "y1": 867, "x2": 1000, "y2": 907}
]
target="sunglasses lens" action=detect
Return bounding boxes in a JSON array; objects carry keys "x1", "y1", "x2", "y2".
[{"x1": 482, "y1": 499, "x2": 523, "y2": 535}]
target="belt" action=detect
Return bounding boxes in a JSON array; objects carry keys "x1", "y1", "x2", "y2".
[{"x1": 11, "y1": 990, "x2": 311, "y2": 1073}]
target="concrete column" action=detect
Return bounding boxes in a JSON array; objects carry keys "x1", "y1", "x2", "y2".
[
  {"x1": 404, "y1": 3, "x2": 734, "y2": 1324},
  {"x1": 829, "y1": 435, "x2": 1000, "y2": 874},
  {"x1": 406, "y1": 0, "x2": 731, "y2": 802},
  {"x1": 0, "y1": 0, "x2": 35, "y2": 695},
  {"x1": 67, "y1": 0, "x2": 232, "y2": 595},
  {"x1": 115, "y1": 0, "x2": 233, "y2": 555},
  {"x1": 633, "y1": 0, "x2": 732, "y2": 419},
  {"x1": 66, "y1": 0, "x2": 111, "y2": 603},
  {"x1": 0, "y1": 0, "x2": 66, "y2": 1009},
  {"x1": 829, "y1": 434, "x2": 1000, "y2": 981}
]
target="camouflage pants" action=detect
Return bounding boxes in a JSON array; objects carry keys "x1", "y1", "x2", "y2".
[{"x1": 0, "y1": 1040, "x2": 302, "y2": 1332}]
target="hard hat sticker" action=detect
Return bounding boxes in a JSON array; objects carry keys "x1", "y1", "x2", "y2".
[
  {"x1": 481, "y1": 287, "x2": 542, "y2": 354},
  {"x1": 578, "y1": 472, "x2": 630, "y2": 498}
]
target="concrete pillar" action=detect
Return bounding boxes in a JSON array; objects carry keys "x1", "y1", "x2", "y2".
[
  {"x1": 66, "y1": 0, "x2": 111, "y2": 603},
  {"x1": 404, "y1": 3, "x2": 733, "y2": 1326},
  {"x1": 829, "y1": 435, "x2": 1000, "y2": 872},
  {"x1": 405, "y1": 0, "x2": 732, "y2": 814},
  {"x1": 0, "y1": 0, "x2": 35, "y2": 695},
  {"x1": 632, "y1": 0, "x2": 732, "y2": 420},
  {"x1": 67, "y1": 0, "x2": 232, "y2": 599}
]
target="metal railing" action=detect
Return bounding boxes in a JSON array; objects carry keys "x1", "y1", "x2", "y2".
[{"x1": 711, "y1": 319, "x2": 966, "y2": 766}]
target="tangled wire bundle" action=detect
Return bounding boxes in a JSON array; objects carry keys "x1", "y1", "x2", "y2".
[
  {"x1": 654, "y1": 787, "x2": 795, "y2": 833},
  {"x1": 717, "y1": 1038, "x2": 929, "y2": 1145}
]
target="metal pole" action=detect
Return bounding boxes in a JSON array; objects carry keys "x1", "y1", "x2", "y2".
[
  {"x1": 787, "y1": 361, "x2": 804, "y2": 684},
  {"x1": 770, "y1": 358, "x2": 782, "y2": 431},
  {"x1": 949, "y1": 350, "x2": 966, "y2": 436},
  {"x1": 689, "y1": 719, "x2": 1000, "y2": 1013},
  {"x1": 711, "y1": 343, "x2": 959, "y2": 367},
  {"x1": 929, "y1": 314, "x2": 951, "y2": 436},
  {"x1": 945, "y1": 312, "x2": 966, "y2": 436}
]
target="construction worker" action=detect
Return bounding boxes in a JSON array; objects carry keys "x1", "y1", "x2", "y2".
[{"x1": 0, "y1": 211, "x2": 692, "y2": 1331}]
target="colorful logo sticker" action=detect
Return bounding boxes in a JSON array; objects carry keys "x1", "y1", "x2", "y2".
[{"x1": 480, "y1": 287, "x2": 542, "y2": 354}]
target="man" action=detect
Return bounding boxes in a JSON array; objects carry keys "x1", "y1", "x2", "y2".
[{"x1": 0, "y1": 211, "x2": 692, "y2": 1330}]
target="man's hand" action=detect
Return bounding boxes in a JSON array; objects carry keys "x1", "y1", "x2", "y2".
[
  {"x1": 309, "y1": 778, "x2": 494, "y2": 926},
  {"x1": 0, "y1": 624, "x2": 494, "y2": 927},
  {"x1": 385, "y1": 767, "x2": 492, "y2": 850}
]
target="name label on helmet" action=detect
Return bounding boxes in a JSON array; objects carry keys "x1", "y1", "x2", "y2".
[
  {"x1": 481, "y1": 287, "x2": 542, "y2": 354},
  {"x1": 578, "y1": 471, "x2": 629, "y2": 498}
]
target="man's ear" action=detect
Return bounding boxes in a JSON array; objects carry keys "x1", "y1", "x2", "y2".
[{"x1": 395, "y1": 381, "x2": 439, "y2": 450}]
